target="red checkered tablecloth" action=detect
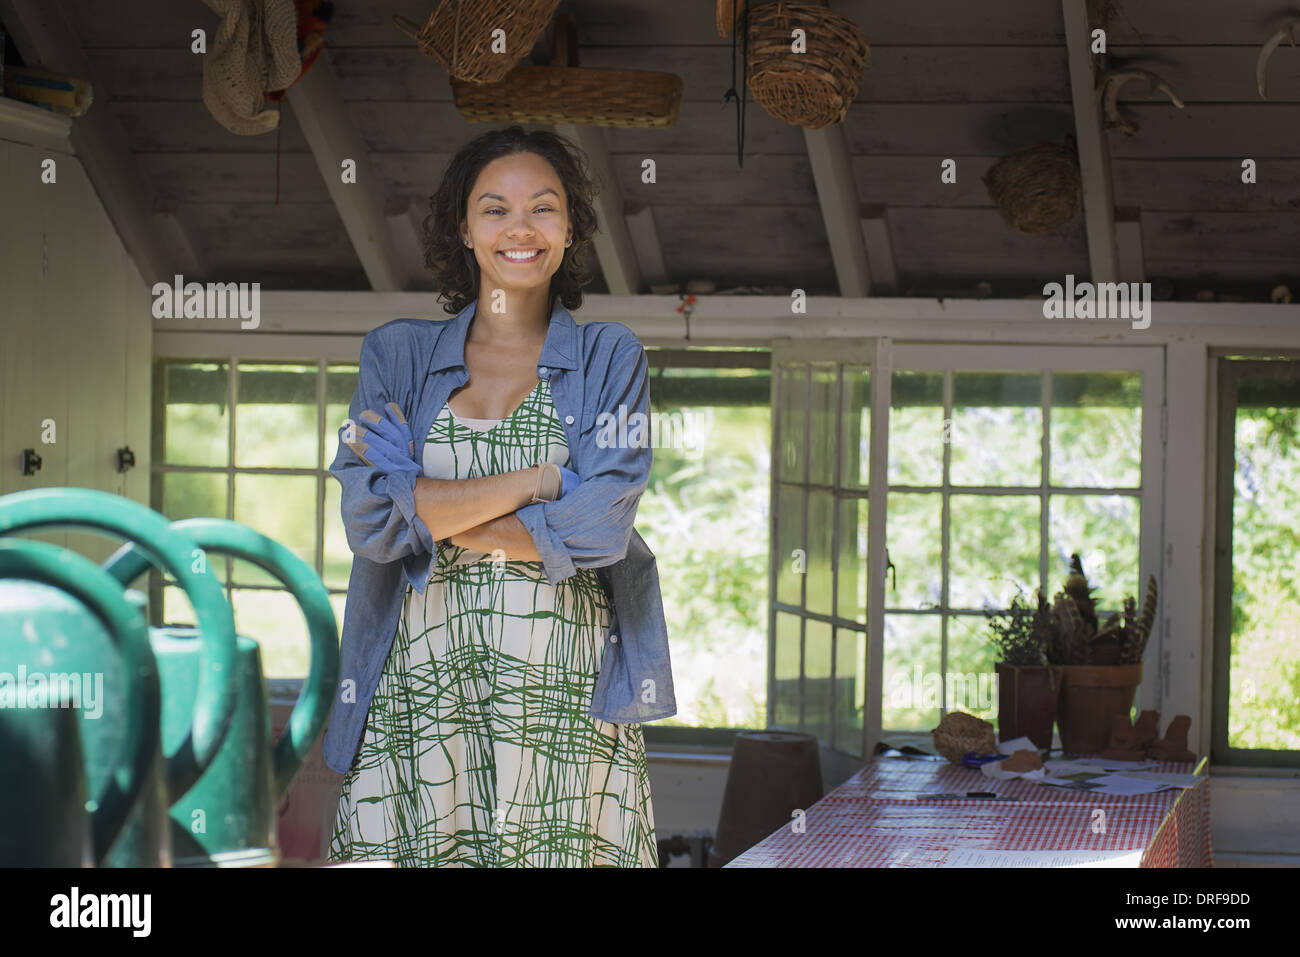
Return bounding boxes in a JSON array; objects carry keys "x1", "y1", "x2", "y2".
[{"x1": 725, "y1": 755, "x2": 1213, "y2": 868}]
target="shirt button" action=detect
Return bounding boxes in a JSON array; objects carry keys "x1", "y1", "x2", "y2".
[
  {"x1": 565, "y1": 415, "x2": 574, "y2": 425},
  {"x1": 610, "y1": 633, "x2": 620, "y2": 643},
  {"x1": 538, "y1": 366, "x2": 549, "y2": 376}
]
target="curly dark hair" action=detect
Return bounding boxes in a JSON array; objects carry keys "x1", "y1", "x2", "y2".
[{"x1": 420, "y1": 126, "x2": 599, "y2": 316}]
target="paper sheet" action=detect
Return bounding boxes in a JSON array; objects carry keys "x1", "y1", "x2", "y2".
[
  {"x1": 981, "y1": 736, "x2": 1045, "y2": 780},
  {"x1": 1081, "y1": 773, "x2": 1174, "y2": 795}
]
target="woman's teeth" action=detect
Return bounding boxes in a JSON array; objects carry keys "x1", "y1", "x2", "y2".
[{"x1": 500, "y1": 250, "x2": 541, "y2": 262}]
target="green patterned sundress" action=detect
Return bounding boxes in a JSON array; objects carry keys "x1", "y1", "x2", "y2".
[{"x1": 328, "y1": 378, "x2": 658, "y2": 867}]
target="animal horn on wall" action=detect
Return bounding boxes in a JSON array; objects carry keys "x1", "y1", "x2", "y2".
[
  {"x1": 1099, "y1": 68, "x2": 1185, "y2": 136},
  {"x1": 1257, "y1": 19, "x2": 1300, "y2": 98}
]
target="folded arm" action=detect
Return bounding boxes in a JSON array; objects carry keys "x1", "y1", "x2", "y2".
[{"x1": 514, "y1": 328, "x2": 653, "y2": 585}]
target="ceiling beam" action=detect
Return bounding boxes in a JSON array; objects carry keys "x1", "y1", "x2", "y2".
[
  {"x1": 859, "y1": 205, "x2": 898, "y2": 295},
  {"x1": 383, "y1": 198, "x2": 431, "y2": 291},
  {"x1": 0, "y1": 0, "x2": 196, "y2": 286},
  {"x1": 804, "y1": 124, "x2": 873, "y2": 297},
  {"x1": 624, "y1": 202, "x2": 668, "y2": 288},
  {"x1": 554, "y1": 123, "x2": 642, "y2": 295},
  {"x1": 1062, "y1": 0, "x2": 1119, "y2": 284},
  {"x1": 285, "y1": 49, "x2": 402, "y2": 291}
]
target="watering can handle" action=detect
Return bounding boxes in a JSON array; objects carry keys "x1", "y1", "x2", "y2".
[
  {"x1": 105, "y1": 517, "x2": 340, "y2": 798},
  {"x1": 0, "y1": 539, "x2": 160, "y2": 864},
  {"x1": 0, "y1": 488, "x2": 239, "y2": 804}
]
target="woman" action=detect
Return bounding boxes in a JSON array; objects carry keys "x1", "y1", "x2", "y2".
[{"x1": 322, "y1": 126, "x2": 676, "y2": 867}]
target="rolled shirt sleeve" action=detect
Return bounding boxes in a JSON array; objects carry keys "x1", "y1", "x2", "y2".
[
  {"x1": 515, "y1": 327, "x2": 651, "y2": 585},
  {"x1": 328, "y1": 324, "x2": 438, "y2": 592}
]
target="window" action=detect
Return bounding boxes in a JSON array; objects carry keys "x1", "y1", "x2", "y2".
[
  {"x1": 640, "y1": 349, "x2": 771, "y2": 735},
  {"x1": 151, "y1": 359, "x2": 357, "y2": 676},
  {"x1": 770, "y1": 342, "x2": 1163, "y2": 757},
  {"x1": 1213, "y1": 358, "x2": 1300, "y2": 767}
]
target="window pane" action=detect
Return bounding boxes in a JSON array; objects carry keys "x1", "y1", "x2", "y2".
[
  {"x1": 840, "y1": 365, "x2": 870, "y2": 488},
  {"x1": 885, "y1": 492, "x2": 942, "y2": 610},
  {"x1": 232, "y1": 474, "x2": 317, "y2": 586},
  {"x1": 235, "y1": 363, "x2": 319, "y2": 469},
  {"x1": 890, "y1": 370, "x2": 944, "y2": 487},
  {"x1": 1229, "y1": 401, "x2": 1300, "y2": 750},
  {"x1": 230, "y1": 588, "x2": 309, "y2": 679},
  {"x1": 772, "y1": 611, "x2": 802, "y2": 729},
  {"x1": 775, "y1": 483, "x2": 804, "y2": 606},
  {"x1": 158, "y1": 361, "x2": 229, "y2": 466},
  {"x1": 804, "y1": 619, "x2": 833, "y2": 744},
  {"x1": 161, "y1": 583, "x2": 199, "y2": 627},
  {"x1": 809, "y1": 364, "x2": 837, "y2": 487},
  {"x1": 836, "y1": 496, "x2": 867, "y2": 624},
  {"x1": 1047, "y1": 495, "x2": 1140, "y2": 607},
  {"x1": 325, "y1": 365, "x2": 359, "y2": 467},
  {"x1": 322, "y1": 478, "x2": 351, "y2": 589},
  {"x1": 1051, "y1": 372, "x2": 1142, "y2": 488},
  {"x1": 329, "y1": 592, "x2": 347, "y2": 644},
  {"x1": 833, "y1": 628, "x2": 867, "y2": 756},
  {"x1": 883, "y1": 613, "x2": 942, "y2": 732},
  {"x1": 162, "y1": 472, "x2": 227, "y2": 521},
  {"x1": 949, "y1": 494, "x2": 1039, "y2": 608},
  {"x1": 777, "y1": 364, "x2": 807, "y2": 482},
  {"x1": 640, "y1": 366, "x2": 771, "y2": 729},
  {"x1": 950, "y1": 372, "x2": 1042, "y2": 487},
  {"x1": 806, "y1": 489, "x2": 834, "y2": 617},
  {"x1": 947, "y1": 615, "x2": 998, "y2": 721}
]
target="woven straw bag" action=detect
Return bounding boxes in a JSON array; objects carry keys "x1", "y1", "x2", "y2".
[
  {"x1": 746, "y1": 0, "x2": 870, "y2": 129},
  {"x1": 393, "y1": 0, "x2": 561, "y2": 84}
]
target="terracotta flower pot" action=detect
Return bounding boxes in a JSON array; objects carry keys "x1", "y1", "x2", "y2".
[
  {"x1": 995, "y1": 663, "x2": 1062, "y2": 750},
  {"x1": 1056, "y1": 663, "x2": 1143, "y2": 754}
]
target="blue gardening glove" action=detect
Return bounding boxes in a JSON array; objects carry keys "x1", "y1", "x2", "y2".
[
  {"x1": 361, "y1": 402, "x2": 413, "y2": 454},
  {"x1": 558, "y1": 465, "x2": 580, "y2": 498},
  {"x1": 345, "y1": 404, "x2": 420, "y2": 476}
]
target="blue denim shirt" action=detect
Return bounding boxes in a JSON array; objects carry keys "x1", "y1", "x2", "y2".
[{"x1": 321, "y1": 298, "x2": 677, "y2": 774}]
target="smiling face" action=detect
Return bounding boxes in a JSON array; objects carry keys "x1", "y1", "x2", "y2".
[{"x1": 459, "y1": 151, "x2": 572, "y2": 302}]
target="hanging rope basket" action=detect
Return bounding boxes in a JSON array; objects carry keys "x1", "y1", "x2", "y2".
[
  {"x1": 451, "y1": 13, "x2": 683, "y2": 128},
  {"x1": 393, "y1": 0, "x2": 561, "y2": 84},
  {"x1": 982, "y1": 140, "x2": 1082, "y2": 235},
  {"x1": 745, "y1": 0, "x2": 870, "y2": 129}
]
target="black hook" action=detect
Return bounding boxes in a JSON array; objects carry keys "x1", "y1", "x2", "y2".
[{"x1": 21, "y1": 449, "x2": 42, "y2": 475}]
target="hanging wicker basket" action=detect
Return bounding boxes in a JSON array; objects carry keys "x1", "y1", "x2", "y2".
[
  {"x1": 982, "y1": 140, "x2": 1083, "y2": 235},
  {"x1": 451, "y1": 13, "x2": 683, "y2": 128},
  {"x1": 717, "y1": 0, "x2": 746, "y2": 37},
  {"x1": 393, "y1": 0, "x2": 561, "y2": 84},
  {"x1": 745, "y1": 0, "x2": 870, "y2": 129}
]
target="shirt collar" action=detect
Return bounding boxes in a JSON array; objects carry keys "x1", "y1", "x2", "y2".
[{"x1": 430, "y1": 297, "x2": 579, "y2": 374}]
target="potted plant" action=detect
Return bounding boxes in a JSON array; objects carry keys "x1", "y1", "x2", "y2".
[
  {"x1": 1049, "y1": 554, "x2": 1158, "y2": 755},
  {"x1": 986, "y1": 587, "x2": 1062, "y2": 750}
]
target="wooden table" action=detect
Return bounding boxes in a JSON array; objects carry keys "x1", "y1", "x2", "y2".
[{"x1": 725, "y1": 753, "x2": 1212, "y2": 868}]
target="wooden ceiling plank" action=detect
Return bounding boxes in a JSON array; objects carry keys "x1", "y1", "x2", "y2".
[
  {"x1": 804, "y1": 124, "x2": 873, "y2": 296},
  {"x1": 1116, "y1": 206, "x2": 1145, "y2": 283},
  {"x1": 1062, "y1": 0, "x2": 1119, "y2": 283},
  {"x1": 285, "y1": 49, "x2": 403, "y2": 291},
  {"x1": 0, "y1": 0, "x2": 197, "y2": 286},
  {"x1": 554, "y1": 123, "x2": 642, "y2": 295}
]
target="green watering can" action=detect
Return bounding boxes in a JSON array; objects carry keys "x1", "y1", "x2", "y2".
[
  {"x1": 0, "y1": 487, "x2": 239, "y2": 866},
  {"x1": 0, "y1": 538, "x2": 160, "y2": 866},
  {"x1": 103, "y1": 518, "x2": 340, "y2": 867}
]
